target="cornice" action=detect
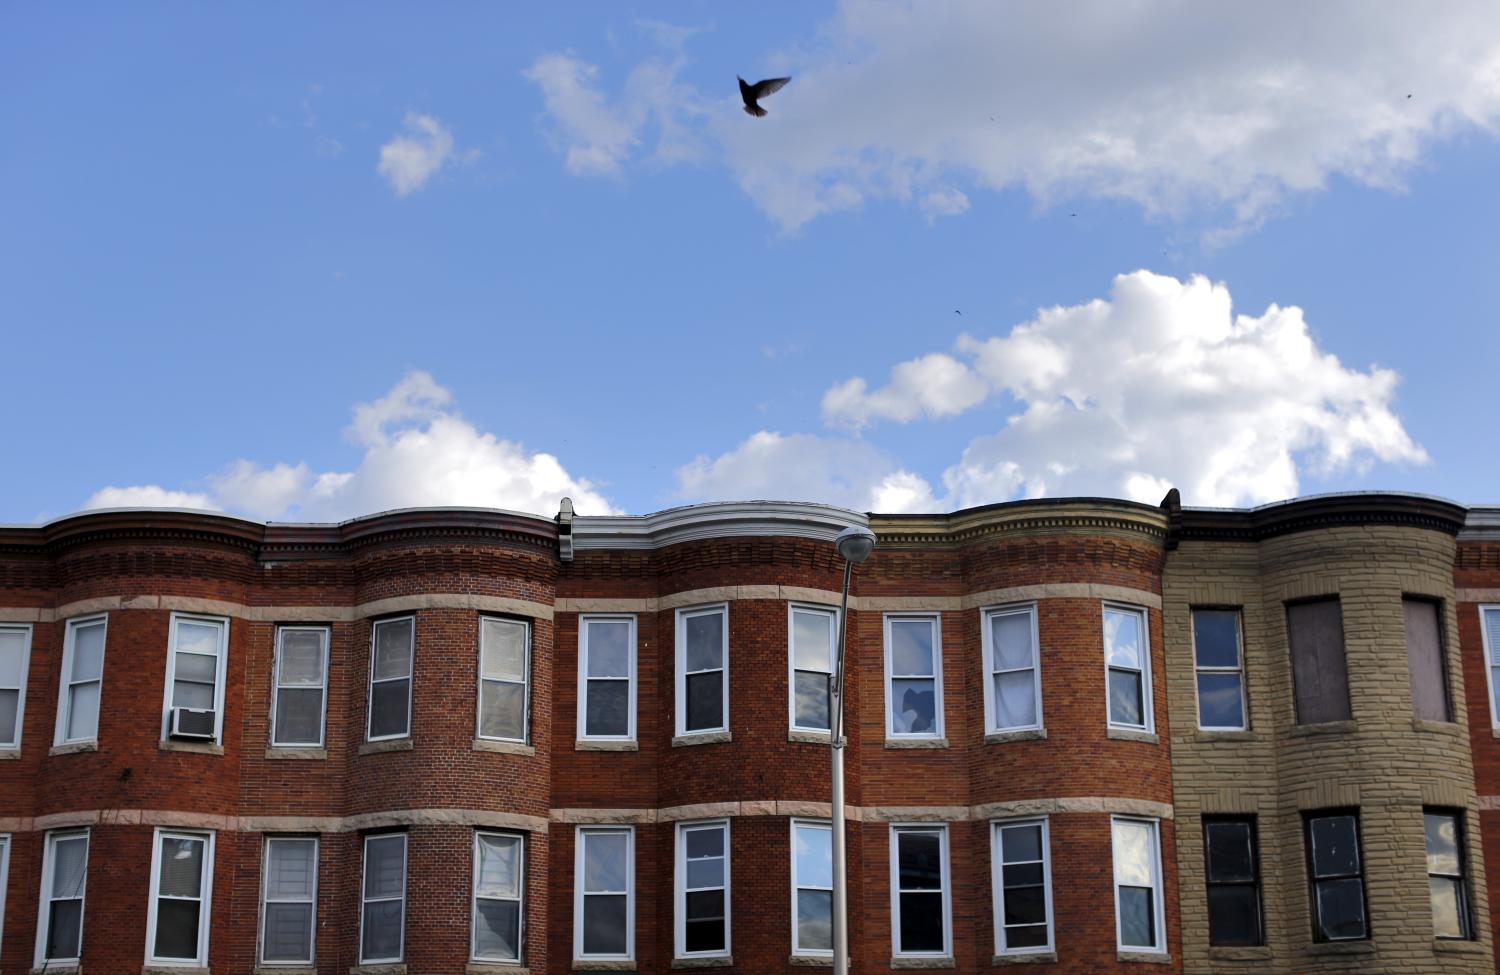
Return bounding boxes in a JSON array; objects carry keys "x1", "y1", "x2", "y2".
[
  {"x1": 1461, "y1": 506, "x2": 1500, "y2": 541},
  {"x1": 1167, "y1": 490, "x2": 1469, "y2": 547},
  {"x1": 570, "y1": 501, "x2": 868, "y2": 551},
  {"x1": 871, "y1": 498, "x2": 1169, "y2": 547}
]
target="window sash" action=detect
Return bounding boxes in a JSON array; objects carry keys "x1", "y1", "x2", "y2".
[
  {"x1": 992, "y1": 818, "x2": 1053, "y2": 954},
  {"x1": 56, "y1": 617, "x2": 105, "y2": 745},
  {"x1": 147, "y1": 829, "x2": 213, "y2": 965},
  {"x1": 1305, "y1": 813, "x2": 1366, "y2": 941},
  {"x1": 1104, "y1": 606, "x2": 1152, "y2": 731},
  {"x1": 1192, "y1": 610, "x2": 1247, "y2": 730},
  {"x1": 36, "y1": 829, "x2": 89, "y2": 966},
  {"x1": 890, "y1": 825, "x2": 950, "y2": 957},
  {"x1": 789, "y1": 605, "x2": 836, "y2": 733},
  {"x1": 576, "y1": 827, "x2": 634, "y2": 960},
  {"x1": 272, "y1": 627, "x2": 329, "y2": 748},
  {"x1": 791, "y1": 820, "x2": 834, "y2": 956},
  {"x1": 1424, "y1": 811, "x2": 1470, "y2": 940},
  {"x1": 676, "y1": 821, "x2": 730, "y2": 958},
  {"x1": 1204, "y1": 818, "x2": 1262, "y2": 946},
  {"x1": 161, "y1": 614, "x2": 228, "y2": 742},
  {"x1": 1111, "y1": 817, "x2": 1164, "y2": 952},
  {"x1": 260, "y1": 836, "x2": 317, "y2": 965},
  {"x1": 983, "y1": 606, "x2": 1041, "y2": 733},
  {"x1": 473, "y1": 831, "x2": 524, "y2": 962},
  {"x1": 367, "y1": 618, "x2": 414, "y2": 742},
  {"x1": 676, "y1": 606, "x2": 728, "y2": 736},
  {"x1": 478, "y1": 618, "x2": 531, "y2": 743},
  {"x1": 1480, "y1": 607, "x2": 1500, "y2": 727},
  {"x1": 884, "y1": 615, "x2": 943, "y2": 738},
  {"x1": 0, "y1": 833, "x2": 9, "y2": 964},
  {"x1": 0, "y1": 624, "x2": 31, "y2": 748},
  {"x1": 360, "y1": 834, "x2": 407, "y2": 964},
  {"x1": 579, "y1": 616, "x2": 637, "y2": 741}
]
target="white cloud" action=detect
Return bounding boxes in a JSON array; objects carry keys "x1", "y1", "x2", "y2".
[
  {"x1": 823, "y1": 270, "x2": 1428, "y2": 508},
  {"x1": 377, "y1": 113, "x2": 463, "y2": 196},
  {"x1": 82, "y1": 372, "x2": 617, "y2": 521}
]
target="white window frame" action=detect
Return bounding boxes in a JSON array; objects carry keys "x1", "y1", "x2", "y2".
[
  {"x1": 1111, "y1": 816, "x2": 1166, "y2": 953},
  {"x1": 477, "y1": 616, "x2": 532, "y2": 744},
  {"x1": 258, "y1": 835, "x2": 318, "y2": 967},
  {"x1": 676, "y1": 604, "x2": 729, "y2": 737},
  {"x1": 790, "y1": 818, "x2": 834, "y2": 958},
  {"x1": 34, "y1": 828, "x2": 89, "y2": 968},
  {"x1": 0, "y1": 832, "x2": 10, "y2": 962},
  {"x1": 0, "y1": 622, "x2": 33, "y2": 750},
  {"x1": 1103, "y1": 603, "x2": 1154, "y2": 732},
  {"x1": 992, "y1": 817, "x2": 1054, "y2": 955},
  {"x1": 160, "y1": 613, "x2": 230, "y2": 743},
  {"x1": 889, "y1": 824, "x2": 952, "y2": 959},
  {"x1": 472, "y1": 830, "x2": 525, "y2": 963},
  {"x1": 1480, "y1": 605, "x2": 1500, "y2": 728},
  {"x1": 788, "y1": 604, "x2": 837, "y2": 734},
  {"x1": 675, "y1": 819, "x2": 731, "y2": 960},
  {"x1": 366, "y1": 616, "x2": 415, "y2": 743},
  {"x1": 883, "y1": 613, "x2": 944, "y2": 740},
  {"x1": 1192, "y1": 608, "x2": 1247, "y2": 731},
  {"x1": 55, "y1": 615, "x2": 107, "y2": 747},
  {"x1": 574, "y1": 825, "x2": 635, "y2": 962},
  {"x1": 270, "y1": 626, "x2": 330, "y2": 748},
  {"x1": 359, "y1": 833, "x2": 408, "y2": 965},
  {"x1": 145, "y1": 828, "x2": 215, "y2": 967},
  {"x1": 577, "y1": 615, "x2": 637, "y2": 743},
  {"x1": 981, "y1": 604, "x2": 1043, "y2": 734}
]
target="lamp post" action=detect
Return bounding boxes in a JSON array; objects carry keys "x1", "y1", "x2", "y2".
[{"x1": 831, "y1": 524, "x2": 876, "y2": 975}]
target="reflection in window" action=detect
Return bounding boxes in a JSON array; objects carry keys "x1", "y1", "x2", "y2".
[
  {"x1": 1425, "y1": 810, "x2": 1471, "y2": 940},
  {"x1": 1193, "y1": 610, "x2": 1246, "y2": 730},
  {"x1": 478, "y1": 618, "x2": 530, "y2": 742},
  {"x1": 58, "y1": 617, "x2": 105, "y2": 745},
  {"x1": 577, "y1": 827, "x2": 633, "y2": 959},
  {"x1": 1112, "y1": 818, "x2": 1163, "y2": 951},
  {"x1": 792, "y1": 821, "x2": 833, "y2": 955},
  {"x1": 886, "y1": 616, "x2": 941, "y2": 737},
  {"x1": 678, "y1": 607, "x2": 727, "y2": 735},
  {"x1": 581, "y1": 616, "x2": 635, "y2": 740},
  {"x1": 367, "y1": 618, "x2": 414, "y2": 741},
  {"x1": 677, "y1": 821, "x2": 729, "y2": 957},
  {"x1": 791, "y1": 606, "x2": 836, "y2": 732},
  {"x1": 1105, "y1": 607, "x2": 1151, "y2": 730}
]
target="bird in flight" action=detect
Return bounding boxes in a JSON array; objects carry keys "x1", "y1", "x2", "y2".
[{"x1": 739, "y1": 76, "x2": 791, "y2": 117}]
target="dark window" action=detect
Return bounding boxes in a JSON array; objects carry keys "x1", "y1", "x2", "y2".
[
  {"x1": 1204, "y1": 817, "x2": 1261, "y2": 946},
  {"x1": 1305, "y1": 812, "x2": 1367, "y2": 941},
  {"x1": 1403, "y1": 600, "x2": 1450, "y2": 722},
  {"x1": 1424, "y1": 810, "x2": 1471, "y2": 940},
  {"x1": 1193, "y1": 609, "x2": 1246, "y2": 730},
  {"x1": 1288, "y1": 600, "x2": 1351, "y2": 724}
]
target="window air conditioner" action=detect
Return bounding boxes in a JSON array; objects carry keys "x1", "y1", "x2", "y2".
[{"x1": 170, "y1": 707, "x2": 216, "y2": 740}]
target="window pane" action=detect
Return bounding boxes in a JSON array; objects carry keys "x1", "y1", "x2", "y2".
[
  {"x1": 373, "y1": 620, "x2": 413, "y2": 679},
  {"x1": 1003, "y1": 862, "x2": 1043, "y2": 888},
  {"x1": 795, "y1": 826, "x2": 833, "y2": 888},
  {"x1": 274, "y1": 687, "x2": 323, "y2": 744},
  {"x1": 686, "y1": 888, "x2": 724, "y2": 921},
  {"x1": 477, "y1": 835, "x2": 520, "y2": 898},
  {"x1": 1207, "y1": 886, "x2": 1260, "y2": 946},
  {"x1": 0, "y1": 689, "x2": 16, "y2": 744},
  {"x1": 686, "y1": 858, "x2": 725, "y2": 889},
  {"x1": 475, "y1": 898, "x2": 521, "y2": 959},
  {"x1": 1006, "y1": 923, "x2": 1047, "y2": 948},
  {"x1": 482, "y1": 620, "x2": 527, "y2": 682},
  {"x1": 1315, "y1": 877, "x2": 1366, "y2": 939},
  {"x1": 992, "y1": 613, "x2": 1033, "y2": 670},
  {"x1": 52, "y1": 836, "x2": 88, "y2": 897},
  {"x1": 797, "y1": 890, "x2": 833, "y2": 950},
  {"x1": 686, "y1": 827, "x2": 724, "y2": 859},
  {"x1": 1197, "y1": 673, "x2": 1245, "y2": 728},
  {"x1": 685, "y1": 613, "x2": 724, "y2": 672},
  {"x1": 898, "y1": 891, "x2": 944, "y2": 952},
  {"x1": 1310, "y1": 817, "x2": 1359, "y2": 877},
  {"x1": 1193, "y1": 611, "x2": 1240, "y2": 668},
  {"x1": 174, "y1": 651, "x2": 217, "y2": 683},
  {"x1": 1003, "y1": 884, "x2": 1046, "y2": 925},
  {"x1": 794, "y1": 611, "x2": 833, "y2": 671},
  {"x1": 1112, "y1": 821, "x2": 1154, "y2": 887},
  {"x1": 362, "y1": 899, "x2": 403, "y2": 959},
  {"x1": 685, "y1": 918, "x2": 725, "y2": 953},
  {"x1": 794, "y1": 671, "x2": 830, "y2": 729},
  {"x1": 159, "y1": 837, "x2": 204, "y2": 897},
  {"x1": 890, "y1": 620, "x2": 934, "y2": 675},
  {"x1": 1118, "y1": 886, "x2": 1155, "y2": 948},
  {"x1": 262, "y1": 902, "x2": 313, "y2": 962},
  {"x1": 153, "y1": 898, "x2": 201, "y2": 959},
  {"x1": 995, "y1": 671, "x2": 1037, "y2": 728},
  {"x1": 1108, "y1": 670, "x2": 1143, "y2": 726},
  {"x1": 585, "y1": 680, "x2": 630, "y2": 737},
  {"x1": 1425, "y1": 813, "x2": 1460, "y2": 875},
  {"x1": 173, "y1": 679, "x2": 215, "y2": 710},
  {"x1": 71, "y1": 623, "x2": 106, "y2": 681},
  {"x1": 685, "y1": 671, "x2": 723, "y2": 731},
  {"x1": 364, "y1": 837, "x2": 405, "y2": 899},
  {"x1": 175, "y1": 621, "x2": 221, "y2": 656},
  {"x1": 279, "y1": 633, "x2": 325, "y2": 685},
  {"x1": 1001, "y1": 826, "x2": 1042, "y2": 864},
  {"x1": 0, "y1": 630, "x2": 26, "y2": 684},
  {"x1": 267, "y1": 839, "x2": 317, "y2": 899},
  {"x1": 46, "y1": 900, "x2": 82, "y2": 959},
  {"x1": 583, "y1": 833, "x2": 628, "y2": 892},
  {"x1": 891, "y1": 678, "x2": 936, "y2": 734},
  {"x1": 479, "y1": 680, "x2": 526, "y2": 740},
  {"x1": 582, "y1": 895, "x2": 628, "y2": 955},
  {"x1": 586, "y1": 621, "x2": 630, "y2": 678},
  {"x1": 1205, "y1": 822, "x2": 1254, "y2": 882},
  {"x1": 1430, "y1": 876, "x2": 1464, "y2": 938},
  {"x1": 898, "y1": 832, "x2": 942, "y2": 890},
  {"x1": 67, "y1": 682, "x2": 100, "y2": 741},
  {"x1": 1104, "y1": 610, "x2": 1142, "y2": 668},
  {"x1": 369, "y1": 680, "x2": 410, "y2": 738}
]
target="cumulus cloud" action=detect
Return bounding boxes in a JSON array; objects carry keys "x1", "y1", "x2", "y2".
[
  {"x1": 377, "y1": 114, "x2": 466, "y2": 196},
  {"x1": 822, "y1": 270, "x2": 1429, "y2": 508},
  {"x1": 82, "y1": 372, "x2": 617, "y2": 521}
]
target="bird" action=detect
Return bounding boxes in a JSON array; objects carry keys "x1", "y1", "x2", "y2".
[{"x1": 739, "y1": 76, "x2": 791, "y2": 117}]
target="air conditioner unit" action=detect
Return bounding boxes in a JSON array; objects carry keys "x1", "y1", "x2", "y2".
[{"x1": 169, "y1": 707, "x2": 216, "y2": 740}]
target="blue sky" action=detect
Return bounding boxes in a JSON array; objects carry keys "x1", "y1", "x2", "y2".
[{"x1": 2, "y1": 2, "x2": 1497, "y2": 522}]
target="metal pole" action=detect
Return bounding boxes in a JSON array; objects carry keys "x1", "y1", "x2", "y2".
[{"x1": 831, "y1": 558, "x2": 853, "y2": 975}]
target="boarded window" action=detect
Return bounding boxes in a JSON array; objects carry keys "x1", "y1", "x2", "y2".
[
  {"x1": 1404, "y1": 600, "x2": 1449, "y2": 722},
  {"x1": 1288, "y1": 600, "x2": 1351, "y2": 724}
]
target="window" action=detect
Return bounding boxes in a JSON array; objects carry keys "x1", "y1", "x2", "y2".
[
  {"x1": 473, "y1": 832, "x2": 524, "y2": 962},
  {"x1": 272, "y1": 627, "x2": 329, "y2": 747},
  {"x1": 1425, "y1": 810, "x2": 1471, "y2": 940},
  {"x1": 147, "y1": 829, "x2": 214, "y2": 965},
  {"x1": 0, "y1": 833, "x2": 10, "y2": 961},
  {"x1": 983, "y1": 606, "x2": 1041, "y2": 733},
  {"x1": 1112, "y1": 817, "x2": 1165, "y2": 952},
  {"x1": 1483, "y1": 606, "x2": 1500, "y2": 726},
  {"x1": 676, "y1": 820, "x2": 730, "y2": 958},
  {"x1": 1288, "y1": 599, "x2": 1351, "y2": 724},
  {"x1": 1304, "y1": 811, "x2": 1366, "y2": 941},
  {"x1": 1204, "y1": 817, "x2": 1262, "y2": 946},
  {"x1": 790, "y1": 605, "x2": 836, "y2": 733},
  {"x1": 478, "y1": 617, "x2": 530, "y2": 743},
  {"x1": 1193, "y1": 609, "x2": 1246, "y2": 730},
  {"x1": 1104, "y1": 605, "x2": 1152, "y2": 730},
  {"x1": 676, "y1": 605, "x2": 728, "y2": 736},
  {"x1": 35, "y1": 829, "x2": 88, "y2": 966},
  {"x1": 0, "y1": 623, "x2": 32, "y2": 749},
  {"x1": 260, "y1": 836, "x2": 318, "y2": 965},
  {"x1": 891, "y1": 825, "x2": 950, "y2": 958},
  {"x1": 575, "y1": 826, "x2": 633, "y2": 960},
  {"x1": 1404, "y1": 600, "x2": 1450, "y2": 721},
  {"x1": 161, "y1": 613, "x2": 229, "y2": 742},
  {"x1": 885, "y1": 615, "x2": 942, "y2": 738},
  {"x1": 992, "y1": 818, "x2": 1052, "y2": 954},
  {"x1": 578, "y1": 615, "x2": 636, "y2": 741},
  {"x1": 791, "y1": 820, "x2": 833, "y2": 956},
  {"x1": 360, "y1": 833, "x2": 407, "y2": 963},
  {"x1": 56, "y1": 616, "x2": 106, "y2": 746},
  {"x1": 367, "y1": 617, "x2": 414, "y2": 741}
]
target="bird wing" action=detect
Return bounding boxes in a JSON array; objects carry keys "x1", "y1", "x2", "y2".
[{"x1": 750, "y1": 77, "x2": 791, "y2": 100}]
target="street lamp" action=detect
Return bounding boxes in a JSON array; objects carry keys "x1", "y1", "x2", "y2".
[{"x1": 831, "y1": 524, "x2": 875, "y2": 975}]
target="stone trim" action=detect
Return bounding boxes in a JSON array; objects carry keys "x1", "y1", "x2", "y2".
[
  {"x1": 865, "y1": 807, "x2": 969, "y2": 823},
  {"x1": 972, "y1": 797, "x2": 1174, "y2": 820},
  {"x1": 1433, "y1": 939, "x2": 1485, "y2": 954},
  {"x1": 985, "y1": 729, "x2": 1047, "y2": 744},
  {"x1": 1207, "y1": 946, "x2": 1272, "y2": 961},
  {"x1": 553, "y1": 582, "x2": 1162, "y2": 616},
  {"x1": 576, "y1": 739, "x2": 638, "y2": 751},
  {"x1": 350, "y1": 966, "x2": 407, "y2": 975},
  {"x1": 159, "y1": 740, "x2": 224, "y2": 755},
  {"x1": 672, "y1": 731, "x2": 732, "y2": 747},
  {"x1": 660, "y1": 802, "x2": 744, "y2": 822},
  {"x1": 1412, "y1": 718, "x2": 1464, "y2": 736},
  {"x1": 993, "y1": 952, "x2": 1056, "y2": 965},
  {"x1": 964, "y1": 583, "x2": 1161, "y2": 610},
  {"x1": 671, "y1": 957, "x2": 733, "y2": 969},
  {"x1": 473, "y1": 739, "x2": 535, "y2": 756},
  {"x1": 0, "y1": 747, "x2": 18, "y2": 760},
  {"x1": 1305, "y1": 940, "x2": 1376, "y2": 955},
  {"x1": 891, "y1": 957, "x2": 955, "y2": 969},
  {"x1": 466, "y1": 965, "x2": 529, "y2": 975},
  {"x1": 144, "y1": 968, "x2": 209, "y2": 975},
  {"x1": 1285, "y1": 719, "x2": 1357, "y2": 738},
  {"x1": 571, "y1": 961, "x2": 637, "y2": 971},
  {"x1": 1106, "y1": 729, "x2": 1159, "y2": 744},
  {"x1": 788, "y1": 956, "x2": 835, "y2": 967},
  {"x1": 789, "y1": 729, "x2": 832, "y2": 744},
  {"x1": 1457, "y1": 588, "x2": 1500, "y2": 603},
  {"x1": 553, "y1": 808, "x2": 658, "y2": 825},
  {"x1": 2, "y1": 807, "x2": 547, "y2": 835},
  {"x1": 359, "y1": 738, "x2": 414, "y2": 755},
  {"x1": 265, "y1": 747, "x2": 327, "y2": 760},
  {"x1": 885, "y1": 737, "x2": 949, "y2": 749},
  {"x1": 7, "y1": 591, "x2": 554, "y2": 625},
  {"x1": 1191, "y1": 730, "x2": 1260, "y2": 744},
  {"x1": 50, "y1": 740, "x2": 98, "y2": 756},
  {"x1": 256, "y1": 968, "x2": 318, "y2": 975},
  {"x1": 30, "y1": 968, "x2": 81, "y2": 975},
  {"x1": 1116, "y1": 951, "x2": 1171, "y2": 964}
]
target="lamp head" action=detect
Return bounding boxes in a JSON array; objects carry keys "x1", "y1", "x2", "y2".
[{"x1": 835, "y1": 525, "x2": 877, "y2": 564}]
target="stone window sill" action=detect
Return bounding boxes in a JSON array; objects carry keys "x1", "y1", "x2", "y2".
[
  {"x1": 672, "y1": 731, "x2": 731, "y2": 747},
  {"x1": 34, "y1": 967, "x2": 82, "y2": 975},
  {"x1": 255, "y1": 967, "x2": 316, "y2": 975},
  {"x1": 144, "y1": 967, "x2": 210, "y2": 975},
  {"x1": 473, "y1": 738, "x2": 535, "y2": 757},
  {"x1": 1434, "y1": 938, "x2": 1484, "y2": 954},
  {"x1": 788, "y1": 956, "x2": 834, "y2": 967},
  {"x1": 159, "y1": 740, "x2": 224, "y2": 755},
  {"x1": 1490, "y1": 727, "x2": 1500, "y2": 740},
  {"x1": 1117, "y1": 951, "x2": 1171, "y2": 964},
  {"x1": 993, "y1": 951, "x2": 1056, "y2": 965},
  {"x1": 1107, "y1": 728, "x2": 1159, "y2": 744},
  {"x1": 350, "y1": 965, "x2": 407, "y2": 975},
  {"x1": 789, "y1": 729, "x2": 832, "y2": 744},
  {"x1": 892, "y1": 956, "x2": 955, "y2": 969},
  {"x1": 985, "y1": 729, "x2": 1047, "y2": 744},
  {"x1": 467, "y1": 964, "x2": 529, "y2": 975},
  {"x1": 265, "y1": 747, "x2": 326, "y2": 760},
  {"x1": 51, "y1": 740, "x2": 98, "y2": 756},
  {"x1": 885, "y1": 737, "x2": 949, "y2": 749},
  {"x1": 1288, "y1": 720, "x2": 1357, "y2": 738},
  {"x1": 1194, "y1": 730, "x2": 1260, "y2": 743},
  {"x1": 572, "y1": 961, "x2": 636, "y2": 971},
  {"x1": 672, "y1": 956, "x2": 733, "y2": 969},
  {"x1": 359, "y1": 738, "x2": 414, "y2": 755},
  {"x1": 0, "y1": 747, "x2": 19, "y2": 760},
  {"x1": 1208, "y1": 946, "x2": 1271, "y2": 961},
  {"x1": 1413, "y1": 718, "x2": 1462, "y2": 736},
  {"x1": 577, "y1": 739, "x2": 638, "y2": 751},
  {"x1": 1306, "y1": 940, "x2": 1374, "y2": 955}
]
